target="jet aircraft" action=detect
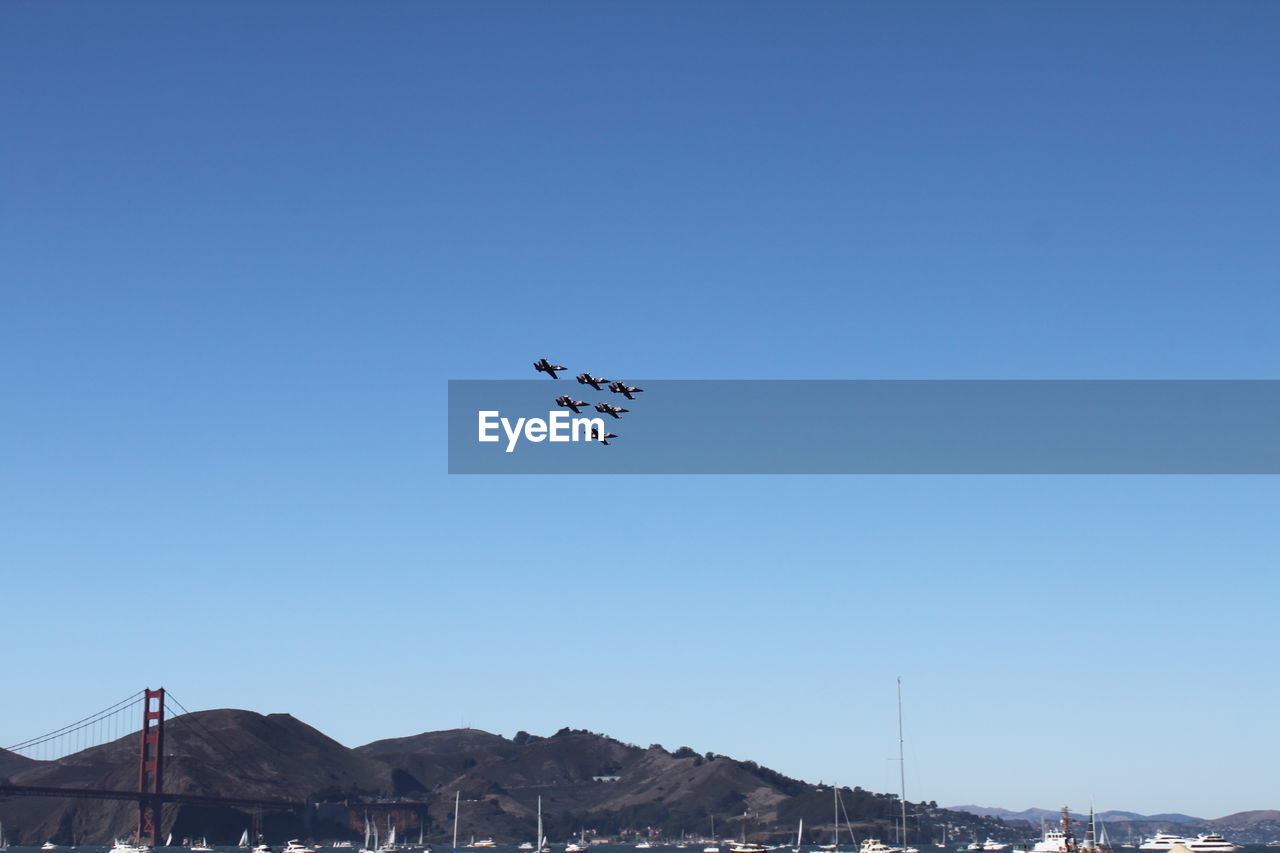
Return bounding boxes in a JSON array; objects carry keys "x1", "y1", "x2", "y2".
[
  {"x1": 595, "y1": 402, "x2": 629, "y2": 419},
  {"x1": 555, "y1": 395, "x2": 588, "y2": 414},
  {"x1": 590, "y1": 427, "x2": 618, "y2": 446},
  {"x1": 608, "y1": 381, "x2": 644, "y2": 400},
  {"x1": 534, "y1": 358, "x2": 566, "y2": 378},
  {"x1": 576, "y1": 372, "x2": 609, "y2": 390}
]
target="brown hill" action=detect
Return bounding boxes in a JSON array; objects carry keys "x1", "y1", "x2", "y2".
[
  {"x1": 0, "y1": 715, "x2": 1006, "y2": 847},
  {"x1": 0, "y1": 710, "x2": 391, "y2": 845},
  {"x1": 0, "y1": 747, "x2": 41, "y2": 781}
]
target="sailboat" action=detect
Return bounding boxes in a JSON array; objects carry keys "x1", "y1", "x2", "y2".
[
  {"x1": 792, "y1": 818, "x2": 805, "y2": 853},
  {"x1": 377, "y1": 815, "x2": 397, "y2": 853},
  {"x1": 239, "y1": 832, "x2": 251, "y2": 850},
  {"x1": 535, "y1": 796, "x2": 550, "y2": 853},
  {"x1": 452, "y1": 793, "x2": 463, "y2": 853},
  {"x1": 704, "y1": 816, "x2": 720, "y2": 853},
  {"x1": 566, "y1": 828, "x2": 588, "y2": 853},
  {"x1": 818, "y1": 787, "x2": 839, "y2": 851},
  {"x1": 0, "y1": 820, "x2": 7, "y2": 853}
]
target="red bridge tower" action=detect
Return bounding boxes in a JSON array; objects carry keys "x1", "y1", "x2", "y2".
[{"x1": 136, "y1": 688, "x2": 165, "y2": 845}]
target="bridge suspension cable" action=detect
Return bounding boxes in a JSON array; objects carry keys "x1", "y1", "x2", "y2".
[{"x1": 5, "y1": 690, "x2": 146, "y2": 760}]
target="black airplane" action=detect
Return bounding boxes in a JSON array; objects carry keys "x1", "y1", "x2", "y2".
[
  {"x1": 576, "y1": 372, "x2": 609, "y2": 390},
  {"x1": 595, "y1": 402, "x2": 629, "y2": 419},
  {"x1": 590, "y1": 427, "x2": 618, "y2": 446},
  {"x1": 555, "y1": 395, "x2": 588, "y2": 414},
  {"x1": 608, "y1": 381, "x2": 644, "y2": 400},
  {"x1": 534, "y1": 358, "x2": 566, "y2": 378}
]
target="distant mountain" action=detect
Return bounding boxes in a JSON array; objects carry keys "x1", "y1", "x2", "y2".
[
  {"x1": 949, "y1": 806, "x2": 1064, "y2": 822},
  {"x1": 1100, "y1": 812, "x2": 1202, "y2": 824},
  {"x1": 0, "y1": 715, "x2": 1012, "y2": 847},
  {"x1": 948, "y1": 807, "x2": 1202, "y2": 824}
]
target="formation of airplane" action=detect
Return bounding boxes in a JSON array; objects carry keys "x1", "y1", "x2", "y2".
[
  {"x1": 595, "y1": 402, "x2": 628, "y2": 419},
  {"x1": 555, "y1": 395, "x2": 588, "y2": 414},
  {"x1": 533, "y1": 358, "x2": 566, "y2": 379},
  {"x1": 608, "y1": 381, "x2": 643, "y2": 400},
  {"x1": 533, "y1": 359, "x2": 649, "y2": 442},
  {"x1": 576, "y1": 372, "x2": 608, "y2": 390}
]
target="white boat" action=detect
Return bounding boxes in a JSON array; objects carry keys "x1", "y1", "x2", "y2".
[
  {"x1": 111, "y1": 842, "x2": 147, "y2": 853},
  {"x1": 1139, "y1": 837, "x2": 1191, "y2": 852},
  {"x1": 470, "y1": 843, "x2": 496, "y2": 849},
  {"x1": 860, "y1": 841, "x2": 902, "y2": 853},
  {"x1": 43, "y1": 844, "x2": 59, "y2": 851},
  {"x1": 1030, "y1": 826, "x2": 1073, "y2": 853},
  {"x1": 1185, "y1": 837, "x2": 1238, "y2": 853},
  {"x1": 727, "y1": 846, "x2": 767, "y2": 853},
  {"x1": 636, "y1": 845, "x2": 654, "y2": 851},
  {"x1": 191, "y1": 839, "x2": 215, "y2": 853},
  {"x1": 284, "y1": 842, "x2": 317, "y2": 853},
  {"x1": 984, "y1": 843, "x2": 1010, "y2": 852},
  {"x1": 792, "y1": 818, "x2": 804, "y2": 853},
  {"x1": 239, "y1": 832, "x2": 251, "y2": 850}
]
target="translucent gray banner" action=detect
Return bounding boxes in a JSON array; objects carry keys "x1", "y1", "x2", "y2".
[{"x1": 447, "y1": 380, "x2": 1280, "y2": 474}]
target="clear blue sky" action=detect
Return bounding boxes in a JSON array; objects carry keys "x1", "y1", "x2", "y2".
[{"x1": 3, "y1": 1, "x2": 1278, "y2": 820}]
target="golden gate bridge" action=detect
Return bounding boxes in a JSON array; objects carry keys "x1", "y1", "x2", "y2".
[{"x1": 1, "y1": 688, "x2": 431, "y2": 846}]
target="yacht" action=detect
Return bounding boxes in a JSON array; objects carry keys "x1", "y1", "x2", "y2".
[
  {"x1": 1185, "y1": 837, "x2": 1238, "y2": 853},
  {"x1": 283, "y1": 842, "x2": 316, "y2": 853},
  {"x1": 636, "y1": 845, "x2": 654, "y2": 851},
  {"x1": 727, "y1": 846, "x2": 768, "y2": 853},
  {"x1": 861, "y1": 841, "x2": 902, "y2": 853},
  {"x1": 469, "y1": 842, "x2": 496, "y2": 849},
  {"x1": 983, "y1": 844, "x2": 1010, "y2": 853},
  {"x1": 190, "y1": 840, "x2": 215, "y2": 852},
  {"x1": 111, "y1": 842, "x2": 147, "y2": 853},
  {"x1": 1139, "y1": 836, "x2": 1190, "y2": 852}
]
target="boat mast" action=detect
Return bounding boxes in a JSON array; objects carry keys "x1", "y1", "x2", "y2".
[
  {"x1": 453, "y1": 792, "x2": 460, "y2": 852},
  {"x1": 833, "y1": 787, "x2": 839, "y2": 848},
  {"x1": 897, "y1": 678, "x2": 907, "y2": 851}
]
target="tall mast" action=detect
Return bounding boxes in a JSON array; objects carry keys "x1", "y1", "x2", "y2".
[
  {"x1": 453, "y1": 792, "x2": 460, "y2": 852},
  {"x1": 833, "y1": 786, "x2": 839, "y2": 848},
  {"x1": 898, "y1": 678, "x2": 907, "y2": 850}
]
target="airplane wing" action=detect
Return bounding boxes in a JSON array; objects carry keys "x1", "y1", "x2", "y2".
[{"x1": 545, "y1": 368, "x2": 559, "y2": 379}]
